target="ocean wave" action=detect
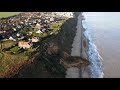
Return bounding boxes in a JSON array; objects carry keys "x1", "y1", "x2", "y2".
[{"x1": 82, "y1": 18, "x2": 104, "y2": 78}]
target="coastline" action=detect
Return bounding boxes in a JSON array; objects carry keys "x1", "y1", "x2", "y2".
[
  {"x1": 68, "y1": 12, "x2": 104, "y2": 78},
  {"x1": 67, "y1": 13, "x2": 90, "y2": 78},
  {"x1": 12, "y1": 12, "x2": 80, "y2": 78},
  {"x1": 12, "y1": 12, "x2": 93, "y2": 78},
  {"x1": 0, "y1": 12, "x2": 104, "y2": 78},
  {"x1": 81, "y1": 13, "x2": 104, "y2": 78}
]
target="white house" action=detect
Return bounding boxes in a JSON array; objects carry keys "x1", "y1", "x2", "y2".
[
  {"x1": 16, "y1": 33, "x2": 20, "y2": 37},
  {"x1": 13, "y1": 28, "x2": 16, "y2": 31},
  {"x1": 36, "y1": 30, "x2": 43, "y2": 33},
  {"x1": 28, "y1": 32, "x2": 32, "y2": 35},
  {"x1": 52, "y1": 12, "x2": 74, "y2": 18},
  {"x1": 32, "y1": 37, "x2": 39, "y2": 42},
  {"x1": 50, "y1": 17, "x2": 54, "y2": 22},
  {"x1": 34, "y1": 23, "x2": 41, "y2": 30},
  {"x1": 9, "y1": 36, "x2": 16, "y2": 41}
]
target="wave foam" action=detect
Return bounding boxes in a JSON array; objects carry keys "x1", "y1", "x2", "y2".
[{"x1": 82, "y1": 19, "x2": 104, "y2": 78}]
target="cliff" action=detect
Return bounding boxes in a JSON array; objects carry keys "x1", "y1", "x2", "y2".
[{"x1": 12, "y1": 12, "x2": 81, "y2": 78}]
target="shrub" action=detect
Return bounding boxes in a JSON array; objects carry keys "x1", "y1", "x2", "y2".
[
  {"x1": 32, "y1": 32, "x2": 41, "y2": 37},
  {"x1": 0, "y1": 53, "x2": 3, "y2": 59},
  {"x1": 24, "y1": 50, "x2": 32, "y2": 56}
]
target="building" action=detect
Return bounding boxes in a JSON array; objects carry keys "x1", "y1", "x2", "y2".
[
  {"x1": 34, "y1": 23, "x2": 41, "y2": 30},
  {"x1": 36, "y1": 30, "x2": 43, "y2": 33},
  {"x1": 32, "y1": 37, "x2": 39, "y2": 42},
  {"x1": 18, "y1": 41, "x2": 31, "y2": 49},
  {"x1": 9, "y1": 36, "x2": 16, "y2": 41},
  {"x1": 50, "y1": 17, "x2": 54, "y2": 22},
  {"x1": 52, "y1": 12, "x2": 74, "y2": 18}
]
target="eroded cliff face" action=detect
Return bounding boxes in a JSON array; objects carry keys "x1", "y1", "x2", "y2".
[
  {"x1": 55, "y1": 13, "x2": 80, "y2": 54},
  {"x1": 12, "y1": 12, "x2": 81, "y2": 78}
]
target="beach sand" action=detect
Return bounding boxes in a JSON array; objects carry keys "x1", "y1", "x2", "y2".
[{"x1": 66, "y1": 13, "x2": 89, "y2": 78}]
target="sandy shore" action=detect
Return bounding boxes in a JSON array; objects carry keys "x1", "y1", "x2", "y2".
[
  {"x1": 66, "y1": 13, "x2": 82, "y2": 78},
  {"x1": 66, "y1": 12, "x2": 92, "y2": 78},
  {"x1": 71, "y1": 14, "x2": 82, "y2": 57}
]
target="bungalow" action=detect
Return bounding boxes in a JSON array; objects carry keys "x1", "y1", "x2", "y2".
[
  {"x1": 32, "y1": 37, "x2": 39, "y2": 42},
  {"x1": 50, "y1": 17, "x2": 54, "y2": 22},
  {"x1": 29, "y1": 31, "x2": 33, "y2": 34},
  {"x1": 36, "y1": 30, "x2": 43, "y2": 33},
  {"x1": 34, "y1": 23, "x2": 41, "y2": 30},
  {"x1": 18, "y1": 41, "x2": 31, "y2": 49},
  {"x1": 13, "y1": 28, "x2": 16, "y2": 31},
  {"x1": 0, "y1": 31, "x2": 3, "y2": 34},
  {"x1": 9, "y1": 36, "x2": 16, "y2": 41},
  {"x1": 41, "y1": 28, "x2": 46, "y2": 33},
  {"x1": 16, "y1": 33, "x2": 20, "y2": 37}
]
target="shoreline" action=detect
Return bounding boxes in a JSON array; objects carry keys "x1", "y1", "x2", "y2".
[
  {"x1": 66, "y1": 13, "x2": 84, "y2": 78},
  {"x1": 82, "y1": 13, "x2": 104, "y2": 78},
  {"x1": 12, "y1": 12, "x2": 80, "y2": 78},
  {"x1": 0, "y1": 12, "x2": 103, "y2": 78},
  {"x1": 68, "y1": 12, "x2": 104, "y2": 78},
  {"x1": 12, "y1": 12, "x2": 92, "y2": 78},
  {"x1": 67, "y1": 13, "x2": 90, "y2": 78}
]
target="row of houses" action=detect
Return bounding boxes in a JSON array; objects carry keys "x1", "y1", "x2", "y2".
[{"x1": 0, "y1": 12, "x2": 74, "y2": 49}]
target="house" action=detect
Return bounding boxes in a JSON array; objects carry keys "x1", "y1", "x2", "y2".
[
  {"x1": 0, "y1": 31, "x2": 3, "y2": 33},
  {"x1": 34, "y1": 23, "x2": 41, "y2": 30},
  {"x1": 9, "y1": 36, "x2": 16, "y2": 41},
  {"x1": 44, "y1": 20, "x2": 50, "y2": 23},
  {"x1": 32, "y1": 37, "x2": 39, "y2": 42},
  {"x1": 50, "y1": 17, "x2": 54, "y2": 22},
  {"x1": 29, "y1": 32, "x2": 33, "y2": 34},
  {"x1": 18, "y1": 41, "x2": 31, "y2": 49},
  {"x1": 20, "y1": 21, "x2": 24, "y2": 24},
  {"x1": 13, "y1": 28, "x2": 16, "y2": 31},
  {"x1": 36, "y1": 30, "x2": 43, "y2": 33},
  {"x1": 16, "y1": 33, "x2": 20, "y2": 37},
  {"x1": 52, "y1": 12, "x2": 73, "y2": 18},
  {"x1": 41, "y1": 28, "x2": 46, "y2": 33}
]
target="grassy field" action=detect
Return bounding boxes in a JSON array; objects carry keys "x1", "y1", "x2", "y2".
[
  {"x1": 0, "y1": 40, "x2": 17, "y2": 50},
  {"x1": 0, "y1": 12, "x2": 21, "y2": 18},
  {"x1": 0, "y1": 52, "x2": 29, "y2": 78}
]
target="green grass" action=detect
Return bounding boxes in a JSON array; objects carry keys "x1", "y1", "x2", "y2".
[
  {"x1": 10, "y1": 46, "x2": 20, "y2": 54},
  {"x1": 0, "y1": 12, "x2": 21, "y2": 18},
  {"x1": 0, "y1": 53, "x2": 3, "y2": 59},
  {"x1": 0, "y1": 52, "x2": 29, "y2": 76},
  {"x1": 0, "y1": 40, "x2": 17, "y2": 50},
  {"x1": 48, "y1": 20, "x2": 66, "y2": 34}
]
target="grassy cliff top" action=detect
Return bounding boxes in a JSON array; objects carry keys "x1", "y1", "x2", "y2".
[{"x1": 0, "y1": 12, "x2": 21, "y2": 18}]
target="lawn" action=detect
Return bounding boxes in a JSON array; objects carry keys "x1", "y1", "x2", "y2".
[
  {"x1": 10, "y1": 46, "x2": 20, "y2": 54},
  {"x1": 48, "y1": 20, "x2": 66, "y2": 34},
  {"x1": 0, "y1": 40, "x2": 17, "y2": 50},
  {"x1": 0, "y1": 40, "x2": 40, "y2": 77},
  {"x1": 0, "y1": 12, "x2": 21, "y2": 18}
]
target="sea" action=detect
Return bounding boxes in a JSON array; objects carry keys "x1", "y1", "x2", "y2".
[{"x1": 82, "y1": 12, "x2": 120, "y2": 78}]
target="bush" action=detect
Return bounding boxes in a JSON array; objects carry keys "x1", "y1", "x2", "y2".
[
  {"x1": 42, "y1": 33, "x2": 48, "y2": 37},
  {"x1": 24, "y1": 50, "x2": 31, "y2": 56},
  {"x1": 32, "y1": 32, "x2": 41, "y2": 37},
  {"x1": 0, "y1": 53, "x2": 3, "y2": 59}
]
